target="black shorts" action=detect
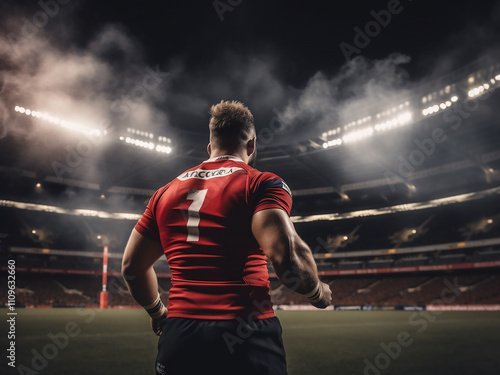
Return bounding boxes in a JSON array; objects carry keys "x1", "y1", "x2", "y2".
[{"x1": 155, "y1": 316, "x2": 288, "y2": 375}]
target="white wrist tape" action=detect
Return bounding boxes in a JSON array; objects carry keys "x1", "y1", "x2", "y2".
[
  {"x1": 142, "y1": 292, "x2": 165, "y2": 318},
  {"x1": 303, "y1": 282, "x2": 323, "y2": 303}
]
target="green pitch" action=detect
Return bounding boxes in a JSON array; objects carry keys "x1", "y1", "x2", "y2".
[{"x1": 2, "y1": 309, "x2": 499, "y2": 375}]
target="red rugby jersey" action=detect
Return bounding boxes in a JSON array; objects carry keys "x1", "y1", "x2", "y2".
[{"x1": 135, "y1": 155, "x2": 292, "y2": 320}]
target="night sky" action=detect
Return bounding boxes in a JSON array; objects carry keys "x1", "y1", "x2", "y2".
[{"x1": 1, "y1": 0, "x2": 499, "y2": 139}]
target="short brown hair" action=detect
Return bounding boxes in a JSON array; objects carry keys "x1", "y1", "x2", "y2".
[{"x1": 209, "y1": 100, "x2": 255, "y2": 152}]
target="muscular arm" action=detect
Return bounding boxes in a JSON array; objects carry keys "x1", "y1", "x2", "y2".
[
  {"x1": 251, "y1": 208, "x2": 332, "y2": 308},
  {"x1": 122, "y1": 229, "x2": 164, "y2": 305},
  {"x1": 122, "y1": 229, "x2": 167, "y2": 334}
]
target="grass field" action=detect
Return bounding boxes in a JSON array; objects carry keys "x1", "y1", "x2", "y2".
[{"x1": 2, "y1": 308, "x2": 499, "y2": 375}]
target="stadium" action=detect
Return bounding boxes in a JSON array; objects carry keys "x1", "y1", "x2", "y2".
[{"x1": 1, "y1": 1, "x2": 500, "y2": 375}]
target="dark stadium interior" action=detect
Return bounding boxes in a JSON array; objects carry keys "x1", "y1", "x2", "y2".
[
  {"x1": 1, "y1": 61, "x2": 500, "y2": 308},
  {"x1": 1, "y1": 2, "x2": 500, "y2": 375}
]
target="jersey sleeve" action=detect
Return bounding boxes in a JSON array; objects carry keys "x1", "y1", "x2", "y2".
[
  {"x1": 251, "y1": 172, "x2": 293, "y2": 216},
  {"x1": 134, "y1": 189, "x2": 164, "y2": 242}
]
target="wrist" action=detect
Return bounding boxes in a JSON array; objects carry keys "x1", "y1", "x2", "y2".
[
  {"x1": 150, "y1": 305, "x2": 167, "y2": 320},
  {"x1": 142, "y1": 293, "x2": 166, "y2": 318},
  {"x1": 303, "y1": 281, "x2": 323, "y2": 303}
]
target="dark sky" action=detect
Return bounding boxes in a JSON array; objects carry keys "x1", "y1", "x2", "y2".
[
  {"x1": 72, "y1": 0, "x2": 499, "y2": 79},
  {"x1": 1, "y1": 0, "x2": 499, "y2": 146},
  {"x1": 69, "y1": 1, "x2": 498, "y2": 76}
]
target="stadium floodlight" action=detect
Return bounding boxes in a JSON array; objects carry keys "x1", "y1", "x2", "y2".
[
  {"x1": 321, "y1": 128, "x2": 342, "y2": 139},
  {"x1": 14, "y1": 105, "x2": 105, "y2": 137},
  {"x1": 342, "y1": 127, "x2": 374, "y2": 144},
  {"x1": 322, "y1": 138, "x2": 342, "y2": 149},
  {"x1": 422, "y1": 97, "x2": 458, "y2": 116},
  {"x1": 13, "y1": 106, "x2": 173, "y2": 155},
  {"x1": 127, "y1": 127, "x2": 171, "y2": 143},
  {"x1": 468, "y1": 83, "x2": 493, "y2": 98},
  {"x1": 343, "y1": 117, "x2": 372, "y2": 132},
  {"x1": 374, "y1": 111, "x2": 413, "y2": 132},
  {"x1": 120, "y1": 136, "x2": 172, "y2": 154},
  {"x1": 375, "y1": 102, "x2": 410, "y2": 119},
  {"x1": 121, "y1": 127, "x2": 173, "y2": 154},
  {"x1": 321, "y1": 102, "x2": 411, "y2": 148},
  {"x1": 156, "y1": 145, "x2": 172, "y2": 154},
  {"x1": 125, "y1": 137, "x2": 154, "y2": 150}
]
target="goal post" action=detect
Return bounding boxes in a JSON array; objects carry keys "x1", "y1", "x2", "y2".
[{"x1": 100, "y1": 245, "x2": 109, "y2": 308}]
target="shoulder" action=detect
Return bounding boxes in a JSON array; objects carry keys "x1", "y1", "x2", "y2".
[
  {"x1": 249, "y1": 169, "x2": 292, "y2": 197},
  {"x1": 148, "y1": 182, "x2": 172, "y2": 208}
]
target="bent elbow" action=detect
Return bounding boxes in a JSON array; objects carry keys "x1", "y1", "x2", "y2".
[
  {"x1": 121, "y1": 258, "x2": 135, "y2": 280},
  {"x1": 121, "y1": 265, "x2": 130, "y2": 280}
]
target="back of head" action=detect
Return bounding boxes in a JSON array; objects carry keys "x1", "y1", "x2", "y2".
[{"x1": 209, "y1": 100, "x2": 255, "y2": 153}]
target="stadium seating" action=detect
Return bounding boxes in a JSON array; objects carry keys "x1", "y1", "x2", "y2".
[{"x1": 1, "y1": 175, "x2": 499, "y2": 310}]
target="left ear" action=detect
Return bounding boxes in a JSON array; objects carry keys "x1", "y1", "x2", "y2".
[
  {"x1": 207, "y1": 143, "x2": 212, "y2": 156},
  {"x1": 246, "y1": 137, "x2": 255, "y2": 156}
]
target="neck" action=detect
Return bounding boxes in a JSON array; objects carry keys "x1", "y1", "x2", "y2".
[{"x1": 210, "y1": 150, "x2": 246, "y2": 162}]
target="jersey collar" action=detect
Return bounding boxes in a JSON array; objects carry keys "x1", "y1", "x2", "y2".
[{"x1": 204, "y1": 155, "x2": 245, "y2": 163}]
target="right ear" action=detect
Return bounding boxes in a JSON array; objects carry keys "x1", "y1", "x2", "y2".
[
  {"x1": 207, "y1": 143, "x2": 212, "y2": 156},
  {"x1": 246, "y1": 137, "x2": 256, "y2": 156}
]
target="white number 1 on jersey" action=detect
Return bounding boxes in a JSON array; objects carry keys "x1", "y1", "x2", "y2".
[{"x1": 186, "y1": 189, "x2": 208, "y2": 242}]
